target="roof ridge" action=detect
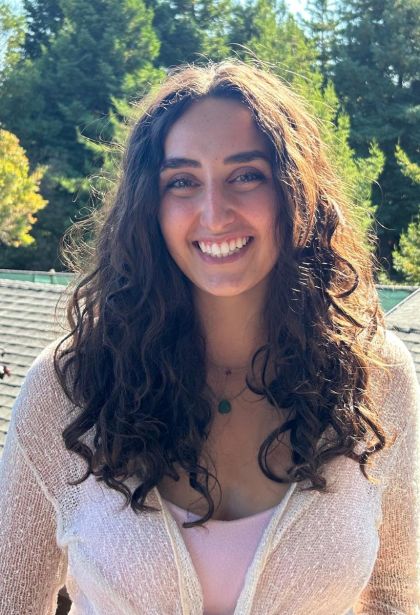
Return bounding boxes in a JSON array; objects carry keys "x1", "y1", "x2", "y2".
[{"x1": 385, "y1": 286, "x2": 420, "y2": 317}]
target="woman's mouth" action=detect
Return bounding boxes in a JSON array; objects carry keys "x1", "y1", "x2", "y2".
[{"x1": 194, "y1": 236, "x2": 253, "y2": 259}]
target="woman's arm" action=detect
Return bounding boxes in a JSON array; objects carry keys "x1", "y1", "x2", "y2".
[
  {"x1": 0, "y1": 420, "x2": 67, "y2": 614},
  {"x1": 354, "y1": 335, "x2": 420, "y2": 614},
  {"x1": 0, "y1": 366, "x2": 68, "y2": 615}
]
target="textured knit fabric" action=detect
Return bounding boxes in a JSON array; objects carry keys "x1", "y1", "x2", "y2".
[
  {"x1": 163, "y1": 496, "x2": 280, "y2": 615},
  {"x1": 0, "y1": 331, "x2": 419, "y2": 615}
]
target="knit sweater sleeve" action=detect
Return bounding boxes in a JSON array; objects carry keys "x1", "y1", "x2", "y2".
[
  {"x1": 0, "y1": 349, "x2": 68, "y2": 615},
  {"x1": 354, "y1": 332, "x2": 420, "y2": 614}
]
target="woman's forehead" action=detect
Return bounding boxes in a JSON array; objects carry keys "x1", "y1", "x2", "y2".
[{"x1": 163, "y1": 97, "x2": 270, "y2": 160}]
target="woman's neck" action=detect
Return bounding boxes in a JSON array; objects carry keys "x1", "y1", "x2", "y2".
[{"x1": 194, "y1": 284, "x2": 268, "y2": 370}]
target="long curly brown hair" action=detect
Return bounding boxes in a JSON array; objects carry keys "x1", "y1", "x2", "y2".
[{"x1": 55, "y1": 60, "x2": 389, "y2": 528}]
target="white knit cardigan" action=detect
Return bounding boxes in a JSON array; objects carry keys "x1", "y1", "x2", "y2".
[{"x1": 0, "y1": 331, "x2": 419, "y2": 614}]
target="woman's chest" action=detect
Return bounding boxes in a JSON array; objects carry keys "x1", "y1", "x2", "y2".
[
  {"x1": 62, "y1": 455, "x2": 383, "y2": 615},
  {"x1": 159, "y1": 405, "x2": 294, "y2": 520},
  {"x1": 249, "y1": 465, "x2": 383, "y2": 615}
]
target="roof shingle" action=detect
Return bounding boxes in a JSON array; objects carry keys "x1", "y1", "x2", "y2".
[
  {"x1": 0, "y1": 279, "x2": 69, "y2": 451},
  {"x1": 385, "y1": 288, "x2": 420, "y2": 381}
]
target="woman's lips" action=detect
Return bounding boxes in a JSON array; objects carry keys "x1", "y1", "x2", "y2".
[{"x1": 194, "y1": 237, "x2": 254, "y2": 264}]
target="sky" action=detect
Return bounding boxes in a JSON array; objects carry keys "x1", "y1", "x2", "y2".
[{"x1": 286, "y1": 0, "x2": 308, "y2": 18}]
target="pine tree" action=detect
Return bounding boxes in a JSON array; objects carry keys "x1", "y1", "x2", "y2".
[
  {"x1": 229, "y1": 0, "x2": 317, "y2": 82},
  {"x1": 392, "y1": 148, "x2": 420, "y2": 283},
  {"x1": 23, "y1": 0, "x2": 64, "y2": 59},
  {"x1": 0, "y1": 0, "x2": 161, "y2": 269},
  {"x1": 395, "y1": 145, "x2": 420, "y2": 185},
  {"x1": 151, "y1": 0, "x2": 232, "y2": 66},
  {"x1": 392, "y1": 214, "x2": 420, "y2": 284},
  {"x1": 0, "y1": 4, "x2": 25, "y2": 81},
  {"x1": 303, "y1": 0, "x2": 338, "y2": 85},
  {"x1": 333, "y1": 0, "x2": 420, "y2": 263}
]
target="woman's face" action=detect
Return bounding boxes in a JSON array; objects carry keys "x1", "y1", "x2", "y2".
[{"x1": 158, "y1": 97, "x2": 279, "y2": 299}]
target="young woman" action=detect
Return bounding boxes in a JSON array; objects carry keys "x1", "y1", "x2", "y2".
[{"x1": 0, "y1": 61, "x2": 418, "y2": 615}]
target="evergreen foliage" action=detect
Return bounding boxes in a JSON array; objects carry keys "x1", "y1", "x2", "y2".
[
  {"x1": 229, "y1": 1, "x2": 317, "y2": 81},
  {"x1": 0, "y1": 0, "x2": 416, "y2": 272},
  {"x1": 396, "y1": 145, "x2": 420, "y2": 185},
  {"x1": 392, "y1": 214, "x2": 420, "y2": 284},
  {"x1": 152, "y1": 0, "x2": 231, "y2": 66},
  {"x1": 0, "y1": 128, "x2": 47, "y2": 247},
  {"x1": 299, "y1": 78, "x2": 385, "y2": 239},
  {"x1": 0, "y1": 4, "x2": 25, "y2": 80},
  {"x1": 333, "y1": 0, "x2": 420, "y2": 261},
  {"x1": 392, "y1": 148, "x2": 420, "y2": 283},
  {"x1": 23, "y1": 0, "x2": 64, "y2": 60},
  {"x1": 0, "y1": 0, "x2": 160, "y2": 269},
  {"x1": 303, "y1": 0, "x2": 338, "y2": 84}
]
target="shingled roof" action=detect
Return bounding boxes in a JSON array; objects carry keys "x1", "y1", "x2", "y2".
[
  {"x1": 386, "y1": 288, "x2": 420, "y2": 381},
  {"x1": 1, "y1": 279, "x2": 419, "y2": 456},
  {"x1": 0, "y1": 279, "x2": 69, "y2": 452}
]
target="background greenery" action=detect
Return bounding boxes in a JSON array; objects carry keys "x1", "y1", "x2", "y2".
[{"x1": 0, "y1": 0, "x2": 419, "y2": 281}]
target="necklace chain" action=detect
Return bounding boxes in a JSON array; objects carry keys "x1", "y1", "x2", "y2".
[{"x1": 207, "y1": 362, "x2": 249, "y2": 414}]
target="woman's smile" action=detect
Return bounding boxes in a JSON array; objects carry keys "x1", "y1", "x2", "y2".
[{"x1": 194, "y1": 236, "x2": 253, "y2": 263}]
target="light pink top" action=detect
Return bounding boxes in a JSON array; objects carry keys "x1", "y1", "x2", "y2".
[{"x1": 163, "y1": 497, "x2": 280, "y2": 615}]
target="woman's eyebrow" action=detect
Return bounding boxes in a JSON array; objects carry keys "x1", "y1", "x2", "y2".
[
  {"x1": 160, "y1": 150, "x2": 270, "y2": 172},
  {"x1": 160, "y1": 157, "x2": 200, "y2": 171},
  {"x1": 224, "y1": 150, "x2": 270, "y2": 164}
]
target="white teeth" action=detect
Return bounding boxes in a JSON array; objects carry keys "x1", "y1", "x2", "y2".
[
  {"x1": 211, "y1": 243, "x2": 221, "y2": 257},
  {"x1": 197, "y1": 237, "x2": 250, "y2": 258},
  {"x1": 220, "y1": 241, "x2": 230, "y2": 256}
]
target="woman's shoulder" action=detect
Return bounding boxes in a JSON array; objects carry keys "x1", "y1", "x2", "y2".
[
  {"x1": 9, "y1": 338, "x2": 81, "y2": 471},
  {"x1": 370, "y1": 328, "x2": 419, "y2": 438},
  {"x1": 378, "y1": 328, "x2": 416, "y2": 368},
  {"x1": 13, "y1": 338, "x2": 75, "y2": 421}
]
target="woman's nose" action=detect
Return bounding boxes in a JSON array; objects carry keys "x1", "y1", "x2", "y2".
[{"x1": 199, "y1": 184, "x2": 235, "y2": 231}]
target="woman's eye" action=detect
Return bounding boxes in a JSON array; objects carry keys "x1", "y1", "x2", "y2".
[
  {"x1": 231, "y1": 171, "x2": 265, "y2": 184},
  {"x1": 166, "y1": 177, "x2": 196, "y2": 190}
]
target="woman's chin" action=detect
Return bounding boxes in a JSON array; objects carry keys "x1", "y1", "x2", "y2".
[{"x1": 192, "y1": 277, "x2": 269, "y2": 300}]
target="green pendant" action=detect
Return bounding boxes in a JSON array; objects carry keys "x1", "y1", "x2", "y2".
[{"x1": 218, "y1": 399, "x2": 232, "y2": 414}]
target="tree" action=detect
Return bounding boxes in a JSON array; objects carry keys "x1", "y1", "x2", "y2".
[
  {"x1": 0, "y1": 0, "x2": 161, "y2": 269},
  {"x1": 0, "y1": 128, "x2": 47, "y2": 246},
  {"x1": 303, "y1": 0, "x2": 338, "y2": 85},
  {"x1": 395, "y1": 144, "x2": 420, "y2": 185},
  {"x1": 392, "y1": 148, "x2": 420, "y2": 282},
  {"x1": 151, "y1": 0, "x2": 232, "y2": 67},
  {"x1": 229, "y1": 0, "x2": 317, "y2": 81},
  {"x1": 0, "y1": 4, "x2": 25, "y2": 81},
  {"x1": 392, "y1": 213, "x2": 420, "y2": 284},
  {"x1": 23, "y1": 0, "x2": 64, "y2": 60},
  {"x1": 333, "y1": 0, "x2": 420, "y2": 262},
  {"x1": 305, "y1": 80, "x2": 385, "y2": 239}
]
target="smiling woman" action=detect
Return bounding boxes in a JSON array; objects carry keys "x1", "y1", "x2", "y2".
[{"x1": 0, "y1": 61, "x2": 419, "y2": 615}]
